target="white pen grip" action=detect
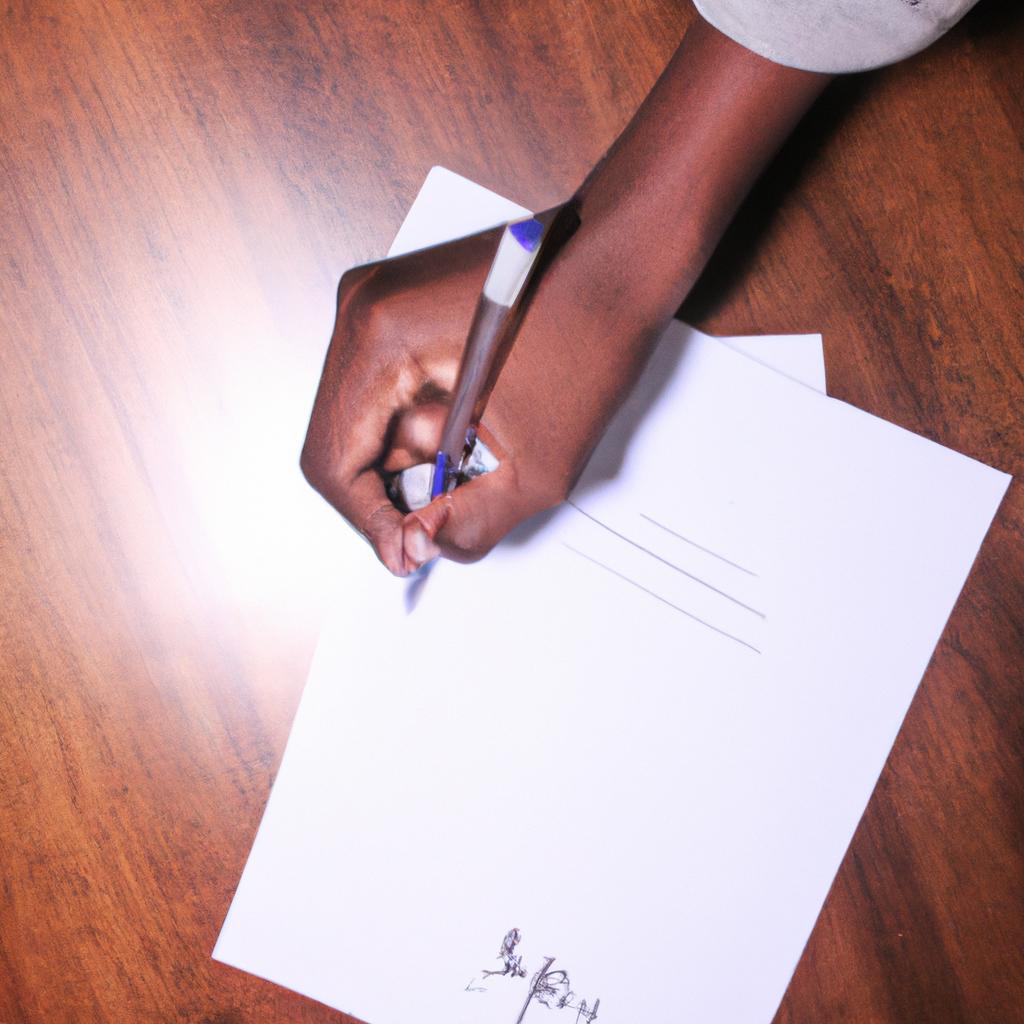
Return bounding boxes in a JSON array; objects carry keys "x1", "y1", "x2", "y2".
[{"x1": 482, "y1": 225, "x2": 541, "y2": 306}]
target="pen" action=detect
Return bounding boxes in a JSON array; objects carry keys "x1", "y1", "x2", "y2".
[{"x1": 429, "y1": 214, "x2": 548, "y2": 499}]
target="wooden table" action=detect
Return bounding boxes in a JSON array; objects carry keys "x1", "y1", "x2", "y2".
[{"x1": 2, "y1": 2, "x2": 1021, "y2": 1021}]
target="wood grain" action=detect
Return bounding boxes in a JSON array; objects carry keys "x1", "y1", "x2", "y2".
[{"x1": 0, "y1": 1, "x2": 1020, "y2": 1021}]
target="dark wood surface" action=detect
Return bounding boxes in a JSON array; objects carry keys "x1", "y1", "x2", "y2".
[{"x1": 1, "y1": 1, "x2": 1020, "y2": 1021}]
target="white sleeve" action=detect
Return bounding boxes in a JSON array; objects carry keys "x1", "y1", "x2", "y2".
[{"x1": 692, "y1": 0, "x2": 979, "y2": 73}]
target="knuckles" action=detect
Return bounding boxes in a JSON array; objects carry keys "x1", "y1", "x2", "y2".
[
  {"x1": 535, "y1": 479, "x2": 572, "y2": 513},
  {"x1": 439, "y1": 478, "x2": 570, "y2": 565},
  {"x1": 333, "y1": 265, "x2": 388, "y2": 345},
  {"x1": 298, "y1": 442, "x2": 331, "y2": 497},
  {"x1": 440, "y1": 535, "x2": 496, "y2": 565}
]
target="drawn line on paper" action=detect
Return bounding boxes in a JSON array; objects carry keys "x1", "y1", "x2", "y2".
[
  {"x1": 567, "y1": 501, "x2": 765, "y2": 618},
  {"x1": 639, "y1": 513, "x2": 758, "y2": 577},
  {"x1": 563, "y1": 544, "x2": 762, "y2": 654}
]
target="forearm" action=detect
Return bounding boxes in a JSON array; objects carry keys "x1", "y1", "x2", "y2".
[
  {"x1": 490, "y1": 16, "x2": 830, "y2": 495},
  {"x1": 570, "y1": 15, "x2": 830, "y2": 321}
]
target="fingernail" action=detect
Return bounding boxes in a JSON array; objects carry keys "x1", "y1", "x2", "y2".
[
  {"x1": 384, "y1": 555, "x2": 409, "y2": 578},
  {"x1": 406, "y1": 522, "x2": 440, "y2": 567}
]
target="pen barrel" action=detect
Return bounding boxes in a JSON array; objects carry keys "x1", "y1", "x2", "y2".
[{"x1": 439, "y1": 295, "x2": 512, "y2": 463}]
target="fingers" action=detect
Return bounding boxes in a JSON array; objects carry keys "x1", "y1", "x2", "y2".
[
  {"x1": 402, "y1": 501, "x2": 447, "y2": 569},
  {"x1": 303, "y1": 243, "x2": 552, "y2": 576},
  {"x1": 301, "y1": 269, "x2": 423, "y2": 575},
  {"x1": 403, "y1": 467, "x2": 552, "y2": 568},
  {"x1": 302, "y1": 368, "x2": 414, "y2": 573},
  {"x1": 354, "y1": 487, "x2": 409, "y2": 575},
  {"x1": 302, "y1": 440, "x2": 409, "y2": 574}
]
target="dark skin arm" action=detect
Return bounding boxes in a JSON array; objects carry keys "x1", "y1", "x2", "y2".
[{"x1": 301, "y1": 15, "x2": 830, "y2": 575}]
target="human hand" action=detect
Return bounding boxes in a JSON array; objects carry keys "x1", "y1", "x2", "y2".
[{"x1": 300, "y1": 216, "x2": 672, "y2": 575}]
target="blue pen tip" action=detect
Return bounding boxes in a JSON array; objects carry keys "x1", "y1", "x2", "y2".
[
  {"x1": 430, "y1": 452, "x2": 448, "y2": 499},
  {"x1": 509, "y1": 218, "x2": 544, "y2": 253}
]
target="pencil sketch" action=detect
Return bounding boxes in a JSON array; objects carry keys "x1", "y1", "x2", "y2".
[
  {"x1": 563, "y1": 542, "x2": 761, "y2": 653},
  {"x1": 466, "y1": 929, "x2": 600, "y2": 1023},
  {"x1": 639, "y1": 511, "x2": 758, "y2": 576},
  {"x1": 483, "y1": 928, "x2": 528, "y2": 979},
  {"x1": 567, "y1": 500, "x2": 764, "y2": 617},
  {"x1": 519, "y1": 956, "x2": 600, "y2": 1024}
]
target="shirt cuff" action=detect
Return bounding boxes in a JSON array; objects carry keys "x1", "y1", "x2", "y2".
[{"x1": 692, "y1": 0, "x2": 978, "y2": 73}]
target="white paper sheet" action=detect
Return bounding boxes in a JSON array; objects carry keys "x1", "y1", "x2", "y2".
[{"x1": 215, "y1": 169, "x2": 1010, "y2": 1023}]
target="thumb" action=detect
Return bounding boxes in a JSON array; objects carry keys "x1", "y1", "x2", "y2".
[{"x1": 402, "y1": 468, "x2": 538, "y2": 566}]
